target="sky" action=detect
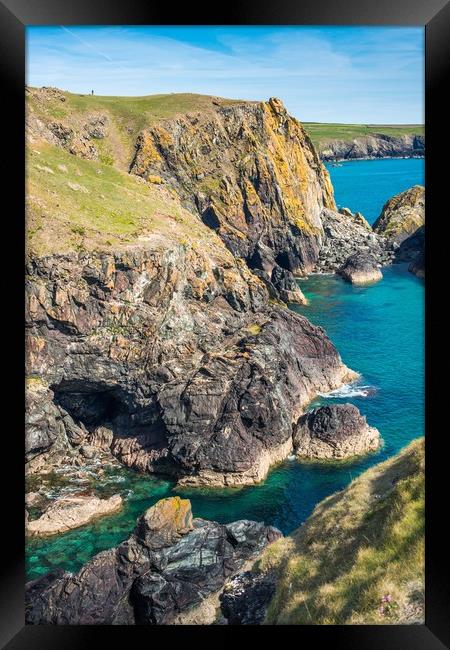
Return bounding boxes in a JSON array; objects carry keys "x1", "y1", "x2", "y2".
[{"x1": 26, "y1": 26, "x2": 424, "y2": 124}]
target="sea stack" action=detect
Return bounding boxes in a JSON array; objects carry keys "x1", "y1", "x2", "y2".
[{"x1": 293, "y1": 403, "x2": 381, "y2": 460}]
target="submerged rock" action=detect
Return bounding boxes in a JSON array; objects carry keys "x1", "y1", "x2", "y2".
[
  {"x1": 26, "y1": 494, "x2": 123, "y2": 537},
  {"x1": 293, "y1": 403, "x2": 381, "y2": 459},
  {"x1": 339, "y1": 252, "x2": 383, "y2": 285},
  {"x1": 25, "y1": 497, "x2": 282, "y2": 625}
]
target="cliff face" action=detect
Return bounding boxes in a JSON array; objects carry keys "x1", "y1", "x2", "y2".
[
  {"x1": 25, "y1": 87, "x2": 358, "y2": 486},
  {"x1": 26, "y1": 241, "x2": 354, "y2": 486},
  {"x1": 319, "y1": 133, "x2": 424, "y2": 162},
  {"x1": 129, "y1": 97, "x2": 335, "y2": 292}
]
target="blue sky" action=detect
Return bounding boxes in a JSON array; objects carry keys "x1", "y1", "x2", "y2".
[{"x1": 26, "y1": 26, "x2": 424, "y2": 124}]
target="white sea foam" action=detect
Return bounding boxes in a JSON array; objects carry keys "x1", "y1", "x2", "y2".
[{"x1": 318, "y1": 383, "x2": 376, "y2": 399}]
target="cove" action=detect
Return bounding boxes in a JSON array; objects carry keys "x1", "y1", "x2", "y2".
[{"x1": 26, "y1": 158, "x2": 425, "y2": 581}]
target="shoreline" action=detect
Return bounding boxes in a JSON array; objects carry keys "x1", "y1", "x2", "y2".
[{"x1": 323, "y1": 154, "x2": 424, "y2": 163}]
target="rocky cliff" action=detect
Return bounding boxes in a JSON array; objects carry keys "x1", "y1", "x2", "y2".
[
  {"x1": 373, "y1": 185, "x2": 425, "y2": 276},
  {"x1": 27, "y1": 89, "x2": 339, "y2": 304},
  {"x1": 26, "y1": 88, "x2": 358, "y2": 487},
  {"x1": 26, "y1": 242, "x2": 355, "y2": 486},
  {"x1": 129, "y1": 97, "x2": 335, "y2": 288},
  {"x1": 318, "y1": 133, "x2": 424, "y2": 162}
]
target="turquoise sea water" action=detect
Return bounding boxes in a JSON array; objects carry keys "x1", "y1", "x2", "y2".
[
  {"x1": 326, "y1": 157, "x2": 424, "y2": 224},
  {"x1": 26, "y1": 159, "x2": 425, "y2": 581}
]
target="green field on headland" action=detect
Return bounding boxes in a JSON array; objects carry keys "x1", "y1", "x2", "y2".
[{"x1": 303, "y1": 122, "x2": 424, "y2": 148}]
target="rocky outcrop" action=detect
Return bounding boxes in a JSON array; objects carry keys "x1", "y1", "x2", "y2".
[
  {"x1": 339, "y1": 252, "x2": 383, "y2": 285},
  {"x1": 26, "y1": 239, "x2": 356, "y2": 486},
  {"x1": 373, "y1": 185, "x2": 425, "y2": 276},
  {"x1": 315, "y1": 207, "x2": 393, "y2": 273},
  {"x1": 319, "y1": 134, "x2": 424, "y2": 162},
  {"x1": 129, "y1": 97, "x2": 335, "y2": 300},
  {"x1": 409, "y1": 250, "x2": 425, "y2": 279},
  {"x1": 26, "y1": 494, "x2": 123, "y2": 537},
  {"x1": 373, "y1": 185, "x2": 424, "y2": 247},
  {"x1": 293, "y1": 404, "x2": 381, "y2": 460},
  {"x1": 25, "y1": 497, "x2": 282, "y2": 625}
]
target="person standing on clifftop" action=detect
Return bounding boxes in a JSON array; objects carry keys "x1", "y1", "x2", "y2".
[{"x1": 91, "y1": 90, "x2": 94, "y2": 95}]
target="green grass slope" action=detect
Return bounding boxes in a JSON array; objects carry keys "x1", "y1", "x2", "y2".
[
  {"x1": 26, "y1": 141, "x2": 225, "y2": 258},
  {"x1": 303, "y1": 123, "x2": 424, "y2": 149},
  {"x1": 258, "y1": 437, "x2": 424, "y2": 625}
]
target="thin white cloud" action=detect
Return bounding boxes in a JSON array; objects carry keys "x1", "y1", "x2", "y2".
[{"x1": 26, "y1": 26, "x2": 424, "y2": 123}]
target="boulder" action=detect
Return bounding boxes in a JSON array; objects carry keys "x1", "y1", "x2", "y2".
[
  {"x1": 293, "y1": 403, "x2": 381, "y2": 459},
  {"x1": 339, "y1": 252, "x2": 382, "y2": 285}
]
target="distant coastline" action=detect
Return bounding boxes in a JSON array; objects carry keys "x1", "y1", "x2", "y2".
[{"x1": 303, "y1": 123, "x2": 424, "y2": 162}]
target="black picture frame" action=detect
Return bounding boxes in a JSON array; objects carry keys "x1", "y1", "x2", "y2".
[{"x1": 1, "y1": 0, "x2": 448, "y2": 647}]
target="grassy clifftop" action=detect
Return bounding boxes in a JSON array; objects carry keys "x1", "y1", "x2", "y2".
[
  {"x1": 303, "y1": 122, "x2": 424, "y2": 149},
  {"x1": 26, "y1": 87, "x2": 251, "y2": 257},
  {"x1": 258, "y1": 437, "x2": 424, "y2": 625},
  {"x1": 26, "y1": 141, "x2": 228, "y2": 257},
  {"x1": 26, "y1": 87, "x2": 250, "y2": 170}
]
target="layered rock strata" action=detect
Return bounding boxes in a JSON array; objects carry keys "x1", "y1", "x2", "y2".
[
  {"x1": 293, "y1": 404, "x2": 381, "y2": 460},
  {"x1": 25, "y1": 497, "x2": 282, "y2": 625},
  {"x1": 129, "y1": 97, "x2": 335, "y2": 300},
  {"x1": 26, "y1": 241, "x2": 356, "y2": 487}
]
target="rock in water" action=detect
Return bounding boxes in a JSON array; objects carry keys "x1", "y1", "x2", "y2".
[
  {"x1": 373, "y1": 185, "x2": 424, "y2": 247},
  {"x1": 293, "y1": 404, "x2": 381, "y2": 459},
  {"x1": 339, "y1": 252, "x2": 382, "y2": 285},
  {"x1": 373, "y1": 185, "x2": 425, "y2": 276},
  {"x1": 25, "y1": 497, "x2": 282, "y2": 625},
  {"x1": 26, "y1": 494, "x2": 123, "y2": 536}
]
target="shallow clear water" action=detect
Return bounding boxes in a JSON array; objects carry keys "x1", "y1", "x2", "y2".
[
  {"x1": 326, "y1": 157, "x2": 424, "y2": 224},
  {"x1": 26, "y1": 159, "x2": 425, "y2": 581}
]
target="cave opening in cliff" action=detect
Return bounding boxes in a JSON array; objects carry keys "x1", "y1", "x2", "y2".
[{"x1": 52, "y1": 380, "x2": 129, "y2": 432}]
